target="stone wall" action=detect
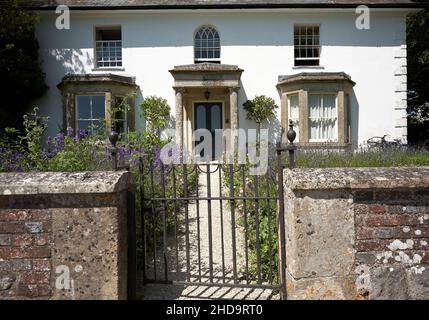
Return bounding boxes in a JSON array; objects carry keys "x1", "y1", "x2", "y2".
[
  {"x1": 284, "y1": 167, "x2": 429, "y2": 300},
  {"x1": 0, "y1": 172, "x2": 133, "y2": 300}
]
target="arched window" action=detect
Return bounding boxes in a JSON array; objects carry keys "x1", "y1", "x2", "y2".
[{"x1": 194, "y1": 26, "x2": 220, "y2": 64}]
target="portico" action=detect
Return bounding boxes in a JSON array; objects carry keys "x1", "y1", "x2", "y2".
[{"x1": 169, "y1": 63, "x2": 243, "y2": 157}]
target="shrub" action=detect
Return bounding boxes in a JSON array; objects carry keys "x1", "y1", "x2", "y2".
[{"x1": 243, "y1": 95, "x2": 278, "y2": 142}]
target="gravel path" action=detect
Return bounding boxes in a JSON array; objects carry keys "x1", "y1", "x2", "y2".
[{"x1": 141, "y1": 164, "x2": 280, "y2": 300}]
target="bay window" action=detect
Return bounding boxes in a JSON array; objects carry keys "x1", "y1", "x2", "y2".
[
  {"x1": 58, "y1": 74, "x2": 138, "y2": 136},
  {"x1": 278, "y1": 72, "x2": 355, "y2": 149}
]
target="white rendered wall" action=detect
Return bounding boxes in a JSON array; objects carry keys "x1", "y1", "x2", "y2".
[{"x1": 34, "y1": 9, "x2": 408, "y2": 146}]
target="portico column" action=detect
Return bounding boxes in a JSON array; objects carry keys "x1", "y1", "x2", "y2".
[
  {"x1": 175, "y1": 88, "x2": 185, "y2": 148},
  {"x1": 229, "y1": 87, "x2": 239, "y2": 151}
]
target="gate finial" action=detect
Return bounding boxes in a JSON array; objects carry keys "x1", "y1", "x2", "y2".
[{"x1": 287, "y1": 120, "x2": 296, "y2": 144}]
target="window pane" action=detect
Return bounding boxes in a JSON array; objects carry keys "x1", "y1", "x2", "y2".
[
  {"x1": 309, "y1": 95, "x2": 322, "y2": 119},
  {"x1": 90, "y1": 120, "x2": 105, "y2": 134},
  {"x1": 196, "y1": 104, "x2": 206, "y2": 129},
  {"x1": 313, "y1": 48, "x2": 319, "y2": 58},
  {"x1": 323, "y1": 94, "x2": 336, "y2": 118},
  {"x1": 309, "y1": 94, "x2": 320, "y2": 140},
  {"x1": 288, "y1": 95, "x2": 299, "y2": 119},
  {"x1": 115, "y1": 119, "x2": 126, "y2": 134},
  {"x1": 77, "y1": 96, "x2": 91, "y2": 119},
  {"x1": 314, "y1": 26, "x2": 320, "y2": 36},
  {"x1": 211, "y1": 104, "x2": 221, "y2": 130},
  {"x1": 288, "y1": 95, "x2": 299, "y2": 142},
  {"x1": 308, "y1": 94, "x2": 337, "y2": 141},
  {"x1": 91, "y1": 96, "x2": 106, "y2": 119},
  {"x1": 78, "y1": 120, "x2": 91, "y2": 131}
]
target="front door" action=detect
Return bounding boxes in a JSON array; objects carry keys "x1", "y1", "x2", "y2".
[{"x1": 194, "y1": 102, "x2": 222, "y2": 160}]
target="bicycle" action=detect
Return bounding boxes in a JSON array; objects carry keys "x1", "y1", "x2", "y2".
[{"x1": 366, "y1": 134, "x2": 406, "y2": 151}]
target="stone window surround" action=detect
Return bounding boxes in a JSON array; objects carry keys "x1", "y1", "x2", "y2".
[
  {"x1": 57, "y1": 74, "x2": 139, "y2": 133},
  {"x1": 277, "y1": 72, "x2": 355, "y2": 149}
]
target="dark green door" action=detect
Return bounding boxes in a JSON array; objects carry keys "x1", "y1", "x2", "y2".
[{"x1": 194, "y1": 103, "x2": 222, "y2": 160}]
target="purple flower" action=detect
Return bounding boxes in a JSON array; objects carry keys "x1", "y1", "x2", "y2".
[
  {"x1": 74, "y1": 129, "x2": 89, "y2": 142},
  {"x1": 46, "y1": 132, "x2": 66, "y2": 159},
  {"x1": 67, "y1": 127, "x2": 74, "y2": 137}
]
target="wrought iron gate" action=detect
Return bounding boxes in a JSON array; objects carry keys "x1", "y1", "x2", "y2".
[{"x1": 138, "y1": 149, "x2": 288, "y2": 298}]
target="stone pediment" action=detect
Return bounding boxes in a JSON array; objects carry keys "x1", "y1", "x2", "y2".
[{"x1": 170, "y1": 63, "x2": 243, "y2": 88}]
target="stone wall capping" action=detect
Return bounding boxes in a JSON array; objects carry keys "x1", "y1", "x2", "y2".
[
  {"x1": 0, "y1": 171, "x2": 133, "y2": 196},
  {"x1": 285, "y1": 166, "x2": 429, "y2": 191}
]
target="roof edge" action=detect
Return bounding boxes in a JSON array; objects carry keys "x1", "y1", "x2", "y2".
[
  {"x1": 277, "y1": 72, "x2": 356, "y2": 86},
  {"x1": 57, "y1": 73, "x2": 139, "y2": 89}
]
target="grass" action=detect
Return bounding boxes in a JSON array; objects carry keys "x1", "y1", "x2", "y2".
[{"x1": 293, "y1": 148, "x2": 429, "y2": 168}]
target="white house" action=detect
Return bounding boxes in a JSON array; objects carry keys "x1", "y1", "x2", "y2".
[{"x1": 31, "y1": 0, "x2": 423, "y2": 152}]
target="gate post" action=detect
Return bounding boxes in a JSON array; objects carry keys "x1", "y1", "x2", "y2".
[{"x1": 276, "y1": 120, "x2": 297, "y2": 299}]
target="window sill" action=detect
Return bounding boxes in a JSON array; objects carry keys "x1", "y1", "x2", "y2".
[
  {"x1": 92, "y1": 67, "x2": 125, "y2": 72},
  {"x1": 292, "y1": 66, "x2": 325, "y2": 70}
]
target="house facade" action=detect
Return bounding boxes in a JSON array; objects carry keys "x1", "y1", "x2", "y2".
[{"x1": 31, "y1": 0, "x2": 421, "y2": 153}]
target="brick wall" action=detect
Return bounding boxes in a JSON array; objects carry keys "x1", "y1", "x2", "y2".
[
  {"x1": 284, "y1": 167, "x2": 429, "y2": 300},
  {"x1": 353, "y1": 189, "x2": 429, "y2": 299},
  {"x1": 0, "y1": 209, "x2": 52, "y2": 298},
  {"x1": 0, "y1": 172, "x2": 133, "y2": 300}
]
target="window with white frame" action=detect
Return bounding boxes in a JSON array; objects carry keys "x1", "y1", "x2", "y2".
[
  {"x1": 194, "y1": 26, "x2": 220, "y2": 64},
  {"x1": 308, "y1": 93, "x2": 338, "y2": 142},
  {"x1": 294, "y1": 25, "x2": 320, "y2": 66},
  {"x1": 76, "y1": 95, "x2": 106, "y2": 134},
  {"x1": 288, "y1": 94, "x2": 300, "y2": 142},
  {"x1": 95, "y1": 26, "x2": 122, "y2": 68}
]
